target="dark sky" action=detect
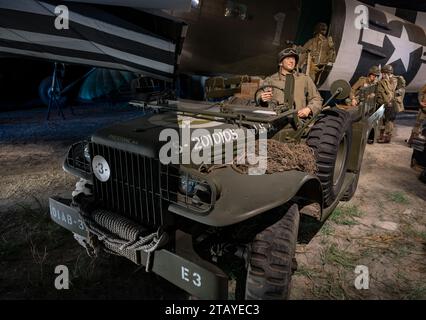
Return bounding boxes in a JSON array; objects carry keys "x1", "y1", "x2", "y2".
[{"x1": 362, "y1": 0, "x2": 426, "y2": 12}]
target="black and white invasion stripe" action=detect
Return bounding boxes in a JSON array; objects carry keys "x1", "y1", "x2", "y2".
[{"x1": 0, "y1": 0, "x2": 186, "y2": 81}]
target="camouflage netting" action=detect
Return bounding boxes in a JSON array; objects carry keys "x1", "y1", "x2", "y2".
[{"x1": 232, "y1": 139, "x2": 318, "y2": 175}]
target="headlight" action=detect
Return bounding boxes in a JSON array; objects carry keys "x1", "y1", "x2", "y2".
[
  {"x1": 170, "y1": 169, "x2": 218, "y2": 214},
  {"x1": 63, "y1": 141, "x2": 92, "y2": 181},
  {"x1": 84, "y1": 144, "x2": 91, "y2": 162},
  {"x1": 179, "y1": 173, "x2": 198, "y2": 196}
]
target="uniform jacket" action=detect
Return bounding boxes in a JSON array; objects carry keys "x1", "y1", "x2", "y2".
[
  {"x1": 261, "y1": 71, "x2": 323, "y2": 115},
  {"x1": 302, "y1": 34, "x2": 336, "y2": 65},
  {"x1": 395, "y1": 75, "x2": 406, "y2": 112},
  {"x1": 350, "y1": 76, "x2": 376, "y2": 101},
  {"x1": 418, "y1": 84, "x2": 426, "y2": 106},
  {"x1": 377, "y1": 76, "x2": 406, "y2": 113}
]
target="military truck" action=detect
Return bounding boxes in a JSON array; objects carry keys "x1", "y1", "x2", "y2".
[
  {"x1": 411, "y1": 120, "x2": 426, "y2": 183},
  {"x1": 49, "y1": 80, "x2": 384, "y2": 300}
]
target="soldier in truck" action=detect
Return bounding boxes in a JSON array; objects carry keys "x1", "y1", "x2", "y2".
[{"x1": 259, "y1": 48, "x2": 323, "y2": 117}]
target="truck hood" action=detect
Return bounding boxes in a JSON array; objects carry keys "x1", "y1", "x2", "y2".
[{"x1": 91, "y1": 108, "x2": 269, "y2": 166}]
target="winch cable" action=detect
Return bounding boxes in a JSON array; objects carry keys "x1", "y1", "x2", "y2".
[{"x1": 80, "y1": 209, "x2": 168, "y2": 272}]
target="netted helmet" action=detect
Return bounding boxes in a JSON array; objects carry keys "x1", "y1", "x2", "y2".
[
  {"x1": 382, "y1": 65, "x2": 394, "y2": 74},
  {"x1": 368, "y1": 66, "x2": 381, "y2": 76},
  {"x1": 278, "y1": 48, "x2": 299, "y2": 65},
  {"x1": 314, "y1": 22, "x2": 328, "y2": 35}
]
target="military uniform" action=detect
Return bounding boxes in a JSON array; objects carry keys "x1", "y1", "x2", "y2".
[
  {"x1": 350, "y1": 77, "x2": 376, "y2": 105},
  {"x1": 301, "y1": 23, "x2": 336, "y2": 82},
  {"x1": 395, "y1": 76, "x2": 406, "y2": 112},
  {"x1": 413, "y1": 85, "x2": 426, "y2": 136},
  {"x1": 412, "y1": 84, "x2": 426, "y2": 137},
  {"x1": 261, "y1": 71, "x2": 323, "y2": 115},
  {"x1": 302, "y1": 34, "x2": 336, "y2": 66},
  {"x1": 376, "y1": 65, "x2": 406, "y2": 143},
  {"x1": 349, "y1": 66, "x2": 380, "y2": 107}
]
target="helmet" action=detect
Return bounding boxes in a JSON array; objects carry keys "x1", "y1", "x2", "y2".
[
  {"x1": 382, "y1": 65, "x2": 394, "y2": 74},
  {"x1": 278, "y1": 48, "x2": 299, "y2": 65},
  {"x1": 314, "y1": 22, "x2": 328, "y2": 35},
  {"x1": 368, "y1": 66, "x2": 380, "y2": 76}
]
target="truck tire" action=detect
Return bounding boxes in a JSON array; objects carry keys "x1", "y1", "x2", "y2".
[
  {"x1": 307, "y1": 109, "x2": 352, "y2": 207},
  {"x1": 38, "y1": 76, "x2": 67, "y2": 107},
  {"x1": 245, "y1": 204, "x2": 299, "y2": 300}
]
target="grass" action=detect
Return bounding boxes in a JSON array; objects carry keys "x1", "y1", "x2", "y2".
[
  {"x1": 402, "y1": 284, "x2": 426, "y2": 300},
  {"x1": 392, "y1": 245, "x2": 412, "y2": 258},
  {"x1": 0, "y1": 201, "x2": 63, "y2": 260},
  {"x1": 388, "y1": 191, "x2": 409, "y2": 204},
  {"x1": 377, "y1": 199, "x2": 385, "y2": 211},
  {"x1": 1, "y1": 201, "x2": 72, "y2": 288},
  {"x1": 0, "y1": 236, "x2": 26, "y2": 260},
  {"x1": 418, "y1": 231, "x2": 426, "y2": 242},
  {"x1": 321, "y1": 244, "x2": 357, "y2": 269},
  {"x1": 359, "y1": 247, "x2": 376, "y2": 259},
  {"x1": 400, "y1": 225, "x2": 426, "y2": 243},
  {"x1": 294, "y1": 266, "x2": 318, "y2": 280},
  {"x1": 311, "y1": 271, "x2": 349, "y2": 300},
  {"x1": 330, "y1": 205, "x2": 364, "y2": 226},
  {"x1": 320, "y1": 223, "x2": 334, "y2": 236}
]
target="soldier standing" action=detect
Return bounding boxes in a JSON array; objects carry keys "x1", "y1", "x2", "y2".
[
  {"x1": 259, "y1": 48, "x2": 323, "y2": 118},
  {"x1": 376, "y1": 65, "x2": 406, "y2": 143},
  {"x1": 350, "y1": 66, "x2": 380, "y2": 107},
  {"x1": 300, "y1": 22, "x2": 336, "y2": 84},
  {"x1": 407, "y1": 84, "x2": 426, "y2": 145}
]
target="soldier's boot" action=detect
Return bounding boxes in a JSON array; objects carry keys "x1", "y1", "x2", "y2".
[
  {"x1": 406, "y1": 132, "x2": 418, "y2": 146},
  {"x1": 411, "y1": 157, "x2": 424, "y2": 173},
  {"x1": 385, "y1": 134, "x2": 392, "y2": 143},
  {"x1": 378, "y1": 133, "x2": 392, "y2": 144},
  {"x1": 419, "y1": 169, "x2": 426, "y2": 184},
  {"x1": 377, "y1": 129, "x2": 386, "y2": 143}
]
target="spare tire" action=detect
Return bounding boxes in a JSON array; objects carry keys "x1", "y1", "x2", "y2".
[{"x1": 307, "y1": 109, "x2": 352, "y2": 207}]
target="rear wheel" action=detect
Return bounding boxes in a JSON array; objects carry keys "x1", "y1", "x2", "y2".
[
  {"x1": 38, "y1": 76, "x2": 67, "y2": 107},
  {"x1": 307, "y1": 109, "x2": 352, "y2": 207},
  {"x1": 245, "y1": 204, "x2": 299, "y2": 300}
]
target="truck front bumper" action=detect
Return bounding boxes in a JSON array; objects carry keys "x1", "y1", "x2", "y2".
[{"x1": 49, "y1": 197, "x2": 229, "y2": 299}]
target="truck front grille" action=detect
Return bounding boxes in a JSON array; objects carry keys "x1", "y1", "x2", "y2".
[{"x1": 90, "y1": 143, "x2": 178, "y2": 227}]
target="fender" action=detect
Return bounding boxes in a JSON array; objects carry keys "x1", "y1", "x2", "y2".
[{"x1": 169, "y1": 167, "x2": 323, "y2": 227}]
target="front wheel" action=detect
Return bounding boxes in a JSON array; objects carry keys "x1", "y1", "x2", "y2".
[
  {"x1": 244, "y1": 204, "x2": 299, "y2": 300},
  {"x1": 307, "y1": 109, "x2": 353, "y2": 207}
]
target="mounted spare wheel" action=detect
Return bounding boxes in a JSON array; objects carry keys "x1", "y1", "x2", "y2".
[{"x1": 307, "y1": 108, "x2": 352, "y2": 207}]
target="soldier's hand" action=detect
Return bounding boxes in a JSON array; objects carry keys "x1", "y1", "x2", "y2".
[
  {"x1": 351, "y1": 99, "x2": 358, "y2": 107},
  {"x1": 298, "y1": 107, "x2": 312, "y2": 118},
  {"x1": 260, "y1": 89, "x2": 273, "y2": 102}
]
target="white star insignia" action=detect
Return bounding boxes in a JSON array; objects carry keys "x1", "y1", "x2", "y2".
[{"x1": 385, "y1": 26, "x2": 422, "y2": 72}]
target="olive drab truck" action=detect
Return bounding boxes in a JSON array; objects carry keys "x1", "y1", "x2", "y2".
[{"x1": 49, "y1": 79, "x2": 384, "y2": 299}]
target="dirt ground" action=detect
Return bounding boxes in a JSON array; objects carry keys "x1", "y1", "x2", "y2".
[
  {"x1": 291, "y1": 112, "x2": 426, "y2": 300},
  {"x1": 0, "y1": 104, "x2": 187, "y2": 299},
  {"x1": 0, "y1": 105, "x2": 425, "y2": 300}
]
